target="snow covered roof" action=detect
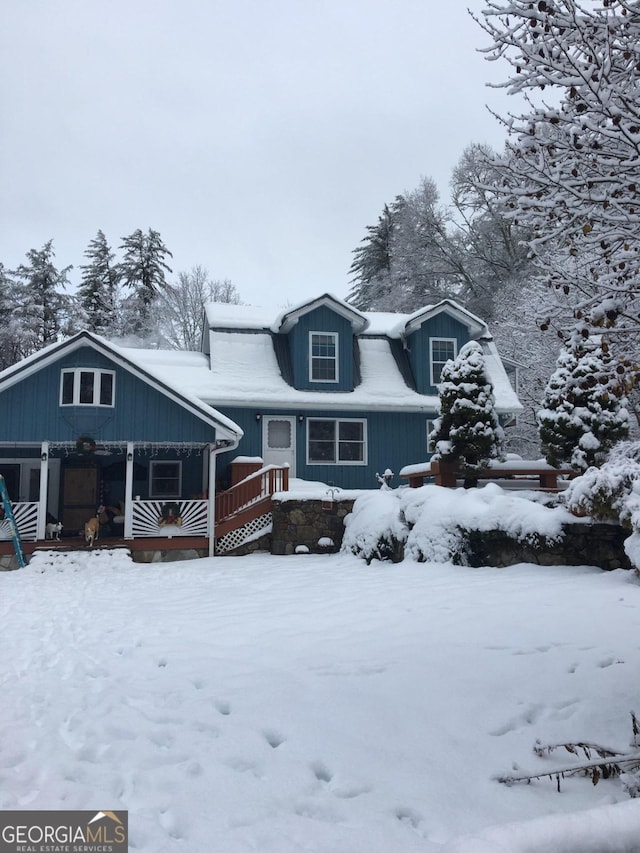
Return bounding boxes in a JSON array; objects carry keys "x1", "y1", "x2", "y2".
[
  {"x1": 134, "y1": 333, "x2": 442, "y2": 413},
  {"x1": 204, "y1": 297, "x2": 489, "y2": 341},
  {"x1": 271, "y1": 293, "x2": 369, "y2": 334},
  {"x1": 124, "y1": 332, "x2": 522, "y2": 415}
]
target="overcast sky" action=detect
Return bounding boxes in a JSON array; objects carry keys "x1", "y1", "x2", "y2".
[{"x1": 1, "y1": 1, "x2": 515, "y2": 308}]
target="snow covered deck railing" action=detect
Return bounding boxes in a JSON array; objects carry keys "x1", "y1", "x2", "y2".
[
  {"x1": 399, "y1": 459, "x2": 575, "y2": 491},
  {"x1": 215, "y1": 465, "x2": 289, "y2": 526}
]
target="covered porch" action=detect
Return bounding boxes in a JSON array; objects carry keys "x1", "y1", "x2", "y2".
[{"x1": 0, "y1": 442, "x2": 289, "y2": 560}]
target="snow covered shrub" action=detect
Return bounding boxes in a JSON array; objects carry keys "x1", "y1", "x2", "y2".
[
  {"x1": 538, "y1": 329, "x2": 629, "y2": 473},
  {"x1": 564, "y1": 441, "x2": 640, "y2": 569},
  {"x1": 430, "y1": 341, "x2": 504, "y2": 487},
  {"x1": 401, "y1": 484, "x2": 567, "y2": 565},
  {"x1": 342, "y1": 490, "x2": 407, "y2": 564}
]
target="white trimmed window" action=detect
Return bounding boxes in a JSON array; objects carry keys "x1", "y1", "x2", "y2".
[
  {"x1": 430, "y1": 338, "x2": 457, "y2": 385},
  {"x1": 426, "y1": 419, "x2": 437, "y2": 454},
  {"x1": 307, "y1": 418, "x2": 366, "y2": 464},
  {"x1": 60, "y1": 369, "x2": 115, "y2": 406},
  {"x1": 149, "y1": 461, "x2": 182, "y2": 498},
  {"x1": 309, "y1": 332, "x2": 338, "y2": 382}
]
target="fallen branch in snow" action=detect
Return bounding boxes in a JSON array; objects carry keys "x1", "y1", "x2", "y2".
[
  {"x1": 533, "y1": 739, "x2": 623, "y2": 760},
  {"x1": 498, "y1": 712, "x2": 640, "y2": 795}
]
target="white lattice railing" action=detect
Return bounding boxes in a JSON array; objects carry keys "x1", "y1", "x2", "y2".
[
  {"x1": 0, "y1": 502, "x2": 39, "y2": 542},
  {"x1": 131, "y1": 499, "x2": 209, "y2": 538}
]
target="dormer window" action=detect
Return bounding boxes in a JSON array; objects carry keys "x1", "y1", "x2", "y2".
[
  {"x1": 430, "y1": 338, "x2": 457, "y2": 385},
  {"x1": 60, "y1": 369, "x2": 115, "y2": 407},
  {"x1": 309, "y1": 332, "x2": 338, "y2": 382}
]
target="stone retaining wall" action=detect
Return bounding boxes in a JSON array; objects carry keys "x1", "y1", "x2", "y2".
[
  {"x1": 264, "y1": 500, "x2": 632, "y2": 569},
  {"x1": 464, "y1": 522, "x2": 631, "y2": 571},
  {"x1": 271, "y1": 497, "x2": 355, "y2": 556}
]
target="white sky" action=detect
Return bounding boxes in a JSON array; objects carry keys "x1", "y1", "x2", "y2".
[{"x1": 1, "y1": 1, "x2": 515, "y2": 307}]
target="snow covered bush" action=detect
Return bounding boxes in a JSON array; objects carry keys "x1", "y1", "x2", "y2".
[
  {"x1": 538, "y1": 329, "x2": 629, "y2": 472},
  {"x1": 564, "y1": 441, "x2": 640, "y2": 569},
  {"x1": 430, "y1": 341, "x2": 504, "y2": 487},
  {"x1": 342, "y1": 490, "x2": 407, "y2": 564},
  {"x1": 343, "y1": 485, "x2": 570, "y2": 566}
]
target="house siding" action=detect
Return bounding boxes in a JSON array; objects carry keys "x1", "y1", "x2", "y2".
[
  {"x1": 288, "y1": 306, "x2": 354, "y2": 391},
  {"x1": 217, "y1": 406, "x2": 434, "y2": 491},
  {"x1": 406, "y1": 315, "x2": 470, "y2": 395},
  {"x1": 0, "y1": 346, "x2": 217, "y2": 444}
]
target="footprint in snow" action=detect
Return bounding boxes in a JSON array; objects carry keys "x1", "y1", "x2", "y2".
[{"x1": 263, "y1": 729, "x2": 286, "y2": 749}]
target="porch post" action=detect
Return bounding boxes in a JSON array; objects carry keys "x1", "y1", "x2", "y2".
[
  {"x1": 124, "y1": 441, "x2": 134, "y2": 539},
  {"x1": 208, "y1": 445, "x2": 217, "y2": 558},
  {"x1": 37, "y1": 441, "x2": 49, "y2": 541}
]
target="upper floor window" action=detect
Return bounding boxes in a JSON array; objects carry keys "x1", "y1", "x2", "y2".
[
  {"x1": 309, "y1": 332, "x2": 338, "y2": 382},
  {"x1": 430, "y1": 338, "x2": 457, "y2": 386},
  {"x1": 60, "y1": 369, "x2": 115, "y2": 407}
]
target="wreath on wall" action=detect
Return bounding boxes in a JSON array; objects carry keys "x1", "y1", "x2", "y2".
[
  {"x1": 158, "y1": 502, "x2": 183, "y2": 526},
  {"x1": 76, "y1": 436, "x2": 97, "y2": 455}
]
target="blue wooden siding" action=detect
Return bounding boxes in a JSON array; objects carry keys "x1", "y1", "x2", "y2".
[
  {"x1": 217, "y1": 406, "x2": 435, "y2": 491},
  {"x1": 406, "y1": 315, "x2": 470, "y2": 395},
  {"x1": 287, "y1": 307, "x2": 354, "y2": 391},
  {"x1": 0, "y1": 346, "x2": 217, "y2": 444}
]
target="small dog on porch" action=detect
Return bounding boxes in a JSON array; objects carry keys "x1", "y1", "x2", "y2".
[
  {"x1": 45, "y1": 520, "x2": 63, "y2": 540},
  {"x1": 84, "y1": 515, "x2": 100, "y2": 548}
]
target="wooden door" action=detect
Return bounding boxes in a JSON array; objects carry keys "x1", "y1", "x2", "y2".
[{"x1": 62, "y1": 467, "x2": 98, "y2": 534}]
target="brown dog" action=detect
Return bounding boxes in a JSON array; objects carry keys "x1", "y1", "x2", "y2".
[{"x1": 84, "y1": 516, "x2": 99, "y2": 548}]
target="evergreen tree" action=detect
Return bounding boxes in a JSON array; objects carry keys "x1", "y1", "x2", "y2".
[
  {"x1": 78, "y1": 230, "x2": 120, "y2": 335},
  {"x1": 348, "y1": 181, "x2": 462, "y2": 312},
  {"x1": 537, "y1": 327, "x2": 630, "y2": 472},
  {"x1": 347, "y1": 204, "x2": 394, "y2": 309},
  {"x1": 0, "y1": 263, "x2": 20, "y2": 369},
  {"x1": 118, "y1": 228, "x2": 173, "y2": 334},
  {"x1": 12, "y1": 241, "x2": 74, "y2": 353},
  {"x1": 430, "y1": 341, "x2": 505, "y2": 486}
]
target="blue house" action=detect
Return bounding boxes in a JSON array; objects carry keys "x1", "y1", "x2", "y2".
[
  {"x1": 0, "y1": 293, "x2": 522, "y2": 556},
  {"x1": 192, "y1": 294, "x2": 522, "y2": 490}
]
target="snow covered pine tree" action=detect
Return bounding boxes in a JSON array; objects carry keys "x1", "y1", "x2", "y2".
[
  {"x1": 430, "y1": 341, "x2": 505, "y2": 487},
  {"x1": 538, "y1": 327, "x2": 629, "y2": 472}
]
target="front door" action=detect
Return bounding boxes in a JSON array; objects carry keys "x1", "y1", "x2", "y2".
[
  {"x1": 62, "y1": 466, "x2": 99, "y2": 535},
  {"x1": 262, "y1": 416, "x2": 296, "y2": 476}
]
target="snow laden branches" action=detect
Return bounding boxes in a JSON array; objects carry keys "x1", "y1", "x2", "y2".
[
  {"x1": 538, "y1": 326, "x2": 629, "y2": 471},
  {"x1": 430, "y1": 341, "x2": 505, "y2": 486},
  {"x1": 474, "y1": 0, "x2": 640, "y2": 378}
]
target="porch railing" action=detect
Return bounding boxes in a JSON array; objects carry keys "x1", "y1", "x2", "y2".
[
  {"x1": 215, "y1": 465, "x2": 289, "y2": 524},
  {"x1": 0, "y1": 502, "x2": 39, "y2": 542},
  {"x1": 0, "y1": 468, "x2": 290, "y2": 545},
  {"x1": 132, "y1": 499, "x2": 209, "y2": 538}
]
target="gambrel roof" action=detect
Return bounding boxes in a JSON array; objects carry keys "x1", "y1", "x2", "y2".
[{"x1": 193, "y1": 294, "x2": 523, "y2": 415}]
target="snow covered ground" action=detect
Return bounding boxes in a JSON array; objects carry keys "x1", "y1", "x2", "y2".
[{"x1": 2, "y1": 548, "x2": 640, "y2": 852}]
